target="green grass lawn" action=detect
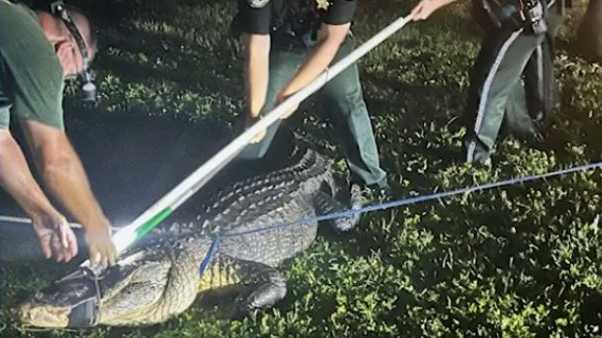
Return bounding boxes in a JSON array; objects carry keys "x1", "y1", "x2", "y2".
[{"x1": 1, "y1": 0, "x2": 602, "y2": 336}]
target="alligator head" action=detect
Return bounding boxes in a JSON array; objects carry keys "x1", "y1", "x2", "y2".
[
  {"x1": 17, "y1": 270, "x2": 106, "y2": 328},
  {"x1": 16, "y1": 244, "x2": 184, "y2": 328}
]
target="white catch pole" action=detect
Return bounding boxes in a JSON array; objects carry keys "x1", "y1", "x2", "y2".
[
  {"x1": 0, "y1": 215, "x2": 83, "y2": 229},
  {"x1": 90, "y1": 15, "x2": 412, "y2": 269},
  {"x1": 0, "y1": 215, "x2": 124, "y2": 231}
]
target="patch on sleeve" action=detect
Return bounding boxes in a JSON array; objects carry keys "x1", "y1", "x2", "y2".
[
  {"x1": 247, "y1": 0, "x2": 270, "y2": 8},
  {"x1": 316, "y1": 0, "x2": 331, "y2": 10}
]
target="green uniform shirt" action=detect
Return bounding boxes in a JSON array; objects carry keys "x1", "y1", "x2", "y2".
[{"x1": 0, "y1": 0, "x2": 65, "y2": 130}]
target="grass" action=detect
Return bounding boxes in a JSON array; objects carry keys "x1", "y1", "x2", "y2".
[{"x1": 1, "y1": 0, "x2": 601, "y2": 336}]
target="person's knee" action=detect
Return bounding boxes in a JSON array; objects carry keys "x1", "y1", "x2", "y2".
[{"x1": 344, "y1": 86, "x2": 366, "y2": 108}]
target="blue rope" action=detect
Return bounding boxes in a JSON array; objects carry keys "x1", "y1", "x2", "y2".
[
  {"x1": 223, "y1": 161, "x2": 602, "y2": 238},
  {"x1": 198, "y1": 236, "x2": 220, "y2": 277},
  {"x1": 198, "y1": 161, "x2": 602, "y2": 275}
]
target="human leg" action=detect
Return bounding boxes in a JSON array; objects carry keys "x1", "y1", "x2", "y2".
[
  {"x1": 318, "y1": 38, "x2": 387, "y2": 189},
  {"x1": 464, "y1": 28, "x2": 545, "y2": 165}
]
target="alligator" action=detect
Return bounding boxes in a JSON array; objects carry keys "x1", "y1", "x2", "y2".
[{"x1": 15, "y1": 144, "x2": 355, "y2": 328}]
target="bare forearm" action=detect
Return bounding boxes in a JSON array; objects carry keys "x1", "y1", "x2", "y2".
[
  {"x1": 0, "y1": 133, "x2": 56, "y2": 218},
  {"x1": 40, "y1": 142, "x2": 108, "y2": 232},
  {"x1": 0, "y1": 131, "x2": 80, "y2": 262},
  {"x1": 280, "y1": 42, "x2": 338, "y2": 97},
  {"x1": 440, "y1": 0, "x2": 458, "y2": 7},
  {"x1": 21, "y1": 120, "x2": 115, "y2": 265},
  {"x1": 280, "y1": 23, "x2": 349, "y2": 98},
  {"x1": 410, "y1": 0, "x2": 459, "y2": 20},
  {"x1": 243, "y1": 33, "x2": 270, "y2": 117}
]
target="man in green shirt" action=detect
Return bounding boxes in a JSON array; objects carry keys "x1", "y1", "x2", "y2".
[{"x1": 0, "y1": 1, "x2": 116, "y2": 267}]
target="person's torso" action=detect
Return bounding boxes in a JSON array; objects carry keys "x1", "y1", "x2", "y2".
[
  {"x1": 271, "y1": 0, "x2": 331, "y2": 46},
  {"x1": 0, "y1": 1, "x2": 63, "y2": 120}
]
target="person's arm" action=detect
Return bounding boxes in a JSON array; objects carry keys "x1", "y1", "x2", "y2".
[
  {"x1": 409, "y1": 0, "x2": 459, "y2": 21},
  {"x1": 275, "y1": 0, "x2": 356, "y2": 112},
  {"x1": 0, "y1": 129, "x2": 77, "y2": 262},
  {"x1": 243, "y1": 33, "x2": 271, "y2": 119},
  {"x1": 237, "y1": 0, "x2": 273, "y2": 142},
  {"x1": 20, "y1": 120, "x2": 117, "y2": 267},
  {"x1": 276, "y1": 22, "x2": 350, "y2": 104},
  {"x1": 242, "y1": 32, "x2": 270, "y2": 142}
]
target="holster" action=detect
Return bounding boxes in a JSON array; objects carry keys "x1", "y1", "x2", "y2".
[
  {"x1": 472, "y1": 0, "x2": 549, "y2": 34},
  {"x1": 472, "y1": 0, "x2": 524, "y2": 32}
]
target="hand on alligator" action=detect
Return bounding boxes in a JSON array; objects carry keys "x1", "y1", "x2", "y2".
[
  {"x1": 85, "y1": 223, "x2": 117, "y2": 268},
  {"x1": 32, "y1": 211, "x2": 78, "y2": 263}
]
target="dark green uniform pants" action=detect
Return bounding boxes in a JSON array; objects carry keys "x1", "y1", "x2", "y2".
[
  {"x1": 239, "y1": 37, "x2": 388, "y2": 188},
  {"x1": 465, "y1": 0, "x2": 560, "y2": 164}
]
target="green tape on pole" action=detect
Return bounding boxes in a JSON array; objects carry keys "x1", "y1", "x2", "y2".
[{"x1": 134, "y1": 207, "x2": 173, "y2": 241}]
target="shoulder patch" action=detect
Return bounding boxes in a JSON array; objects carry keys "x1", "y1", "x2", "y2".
[
  {"x1": 315, "y1": 0, "x2": 331, "y2": 10},
  {"x1": 247, "y1": 0, "x2": 270, "y2": 8}
]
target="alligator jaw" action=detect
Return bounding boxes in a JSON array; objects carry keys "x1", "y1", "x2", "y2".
[{"x1": 17, "y1": 301, "x2": 70, "y2": 328}]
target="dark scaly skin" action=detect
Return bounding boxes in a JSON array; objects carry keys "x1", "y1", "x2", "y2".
[{"x1": 17, "y1": 145, "x2": 353, "y2": 328}]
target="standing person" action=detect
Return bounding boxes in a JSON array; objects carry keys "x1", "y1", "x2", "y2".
[
  {"x1": 411, "y1": 0, "x2": 561, "y2": 167},
  {"x1": 0, "y1": 0, "x2": 116, "y2": 267},
  {"x1": 577, "y1": 0, "x2": 602, "y2": 59},
  {"x1": 232, "y1": 0, "x2": 390, "y2": 221}
]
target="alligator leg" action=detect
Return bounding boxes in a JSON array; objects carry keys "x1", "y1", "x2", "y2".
[
  {"x1": 232, "y1": 262, "x2": 286, "y2": 317},
  {"x1": 97, "y1": 258, "x2": 173, "y2": 326},
  {"x1": 313, "y1": 191, "x2": 358, "y2": 231},
  {"x1": 199, "y1": 255, "x2": 287, "y2": 318}
]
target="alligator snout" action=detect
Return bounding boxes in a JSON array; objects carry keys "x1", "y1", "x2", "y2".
[{"x1": 17, "y1": 300, "x2": 70, "y2": 328}]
